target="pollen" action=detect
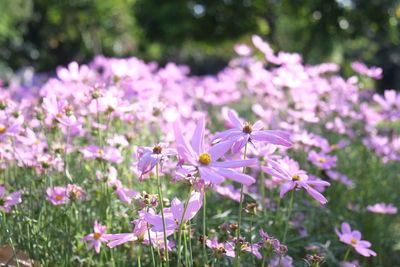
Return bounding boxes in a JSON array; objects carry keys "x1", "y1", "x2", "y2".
[
  {"x1": 0, "y1": 127, "x2": 6, "y2": 134},
  {"x1": 198, "y1": 153, "x2": 212, "y2": 165},
  {"x1": 97, "y1": 149, "x2": 105, "y2": 155},
  {"x1": 317, "y1": 157, "x2": 326, "y2": 163},
  {"x1": 242, "y1": 124, "x2": 253, "y2": 134},
  {"x1": 55, "y1": 195, "x2": 64, "y2": 201},
  {"x1": 153, "y1": 145, "x2": 163, "y2": 154},
  {"x1": 93, "y1": 232, "x2": 101, "y2": 240},
  {"x1": 292, "y1": 174, "x2": 301, "y2": 181},
  {"x1": 56, "y1": 113, "x2": 63, "y2": 118},
  {"x1": 351, "y1": 238, "x2": 358, "y2": 245}
]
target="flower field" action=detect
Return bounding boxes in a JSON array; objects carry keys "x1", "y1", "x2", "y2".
[{"x1": 0, "y1": 35, "x2": 399, "y2": 266}]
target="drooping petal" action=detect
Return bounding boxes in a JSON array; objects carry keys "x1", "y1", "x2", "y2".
[
  {"x1": 211, "y1": 159, "x2": 258, "y2": 169},
  {"x1": 279, "y1": 181, "x2": 296, "y2": 198},
  {"x1": 251, "y1": 131, "x2": 292, "y2": 147},
  {"x1": 232, "y1": 134, "x2": 249, "y2": 154},
  {"x1": 213, "y1": 168, "x2": 256, "y2": 185},
  {"x1": 198, "y1": 167, "x2": 225, "y2": 184}
]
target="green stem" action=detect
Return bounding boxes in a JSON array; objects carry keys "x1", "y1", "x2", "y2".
[
  {"x1": 234, "y1": 143, "x2": 248, "y2": 267},
  {"x1": 202, "y1": 189, "x2": 208, "y2": 264},
  {"x1": 282, "y1": 189, "x2": 295, "y2": 243},
  {"x1": 146, "y1": 207, "x2": 156, "y2": 267},
  {"x1": 156, "y1": 164, "x2": 170, "y2": 266},
  {"x1": 176, "y1": 186, "x2": 194, "y2": 267},
  {"x1": 343, "y1": 246, "x2": 351, "y2": 262}
]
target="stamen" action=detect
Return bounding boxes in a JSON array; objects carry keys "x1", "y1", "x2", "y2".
[
  {"x1": 93, "y1": 232, "x2": 101, "y2": 240},
  {"x1": 0, "y1": 127, "x2": 7, "y2": 134},
  {"x1": 242, "y1": 124, "x2": 253, "y2": 134},
  {"x1": 317, "y1": 157, "x2": 326, "y2": 163},
  {"x1": 97, "y1": 149, "x2": 105, "y2": 155},
  {"x1": 292, "y1": 174, "x2": 301, "y2": 181},
  {"x1": 351, "y1": 238, "x2": 358, "y2": 245},
  {"x1": 198, "y1": 153, "x2": 212, "y2": 165},
  {"x1": 153, "y1": 145, "x2": 163, "y2": 154}
]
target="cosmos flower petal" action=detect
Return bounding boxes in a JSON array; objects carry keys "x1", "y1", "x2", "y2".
[
  {"x1": 198, "y1": 167, "x2": 225, "y2": 184},
  {"x1": 279, "y1": 181, "x2": 296, "y2": 198},
  {"x1": 191, "y1": 116, "x2": 205, "y2": 155},
  {"x1": 211, "y1": 159, "x2": 257, "y2": 168},
  {"x1": 208, "y1": 140, "x2": 233, "y2": 160},
  {"x1": 227, "y1": 109, "x2": 243, "y2": 128},
  {"x1": 213, "y1": 168, "x2": 256, "y2": 186}
]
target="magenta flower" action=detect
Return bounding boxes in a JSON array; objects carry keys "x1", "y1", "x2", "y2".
[
  {"x1": 0, "y1": 116, "x2": 23, "y2": 139},
  {"x1": 42, "y1": 95, "x2": 77, "y2": 126},
  {"x1": 263, "y1": 157, "x2": 330, "y2": 204},
  {"x1": 351, "y1": 62, "x2": 382, "y2": 79},
  {"x1": 206, "y1": 237, "x2": 235, "y2": 257},
  {"x1": 366, "y1": 203, "x2": 397, "y2": 214},
  {"x1": 335, "y1": 222, "x2": 377, "y2": 257},
  {"x1": 66, "y1": 184, "x2": 86, "y2": 201},
  {"x1": 213, "y1": 108, "x2": 291, "y2": 153},
  {"x1": 0, "y1": 184, "x2": 24, "y2": 213},
  {"x1": 173, "y1": 116, "x2": 257, "y2": 186},
  {"x1": 80, "y1": 145, "x2": 123, "y2": 163},
  {"x1": 81, "y1": 220, "x2": 111, "y2": 253},
  {"x1": 145, "y1": 191, "x2": 203, "y2": 231},
  {"x1": 137, "y1": 143, "x2": 176, "y2": 181},
  {"x1": 46, "y1": 186, "x2": 67, "y2": 205},
  {"x1": 308, "y1": 150, "x2": 337, "y2": 170}
]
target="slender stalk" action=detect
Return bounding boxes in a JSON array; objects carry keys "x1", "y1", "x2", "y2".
[
  {"x1": 234, "y1": 143, "x2": 248, "y2": 267},
  {"x1": 282, "y1": 190, "x2": 295, "y2": 243},
  {"x1": 146, "y1": 206, "x2": 156, "y2": 267},
  {"x1": 343, "y1": 246, "x2": 351, "y2": 262},
  {"x1": 202, "y1": 188, "x2": 208, "y2": 264},
  {"x1": 156, "y1": 164, "x2": 170, "y2": 266},
  {"x1": 259, "y1": 162, "x2": 266, "y2": 218},
  {"x1": 176, "y1": 186, "x2": 194, "y2": 267}
]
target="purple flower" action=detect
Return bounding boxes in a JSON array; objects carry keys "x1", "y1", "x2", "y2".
[
  {"x1": 174, "y1": 116, "x2": 257, "y2": 186},
  {"x1": 366, "y1": 203, "x2": 397, "y2": 214},
  {"x1": 308, "y1": 150, "x2": 337, "y2": 170},
  {"x1": 0, "y1": 184, "x2": 24, "y2": 213},
  {"x1": 137, "y1": 143, "x2": 176, "y2": 181},
  {"x1": 206, "y1": 237, "x2": 235, "y2": 258},
  {"x1": 335, "y1": 222, "x2": 377, "y2": 257},
  {"x1": 46, "y1": 186, "x2": 67, "y2": 205},
  {"x1": 145, "y1": 191, "x2": 203, "y2": 232},
  {"x1": 213, "y1": 108, "x2": 291, "y2": 153},
  {"x1": 80, "y1": 145, "x2": 122, "y2": 163},
  {"x1": 351, "y1": 62, "x2": 382, "y2": 79},
  {"x1": 259, "y1": 229, "x2": 288, "y2": 255},
  {"x1": 214, "y1": 184, "x2": 241, "y2": 202},
  {"x1": 263, "y1": 157, "x2": 330, "y2": 204},
  {"x1": 0, "y1": 116, "x2": 23, "y2": 139},
  {"x1": 81, "y1": 220, "x2": 111, "y2": 253}
]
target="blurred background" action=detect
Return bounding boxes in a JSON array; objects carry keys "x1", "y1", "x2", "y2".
[{"x1": 0, "y1": 0, "x2": 399, "y2": 90}]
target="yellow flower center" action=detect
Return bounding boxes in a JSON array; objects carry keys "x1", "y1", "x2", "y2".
[
  {"x1": 93, "y1": 232, "x2": 101, "y2": 240},
  {"x1": 317, "y1": 157, "x2": 326, "y2": 163},
  {"x1": 292, "y1": 174, "x2": 301, "y2": 181},
  {"x1": 55, "y1": 195, "x2": 64, "y2": 201},
  {"x1": 351, "y1": 238, "x2": 358, "y2": 245},
  {"x1": 0, "y1": 127, "x2": 7, "y2": 134},
  {"x1": 242, "y1": 124, "x2": 253, "y2": 134},
  {"x1": 97, "y1": 149, "x2": 105, "y2": 155},
  {"x1": 330, "y1": 144, "x2": 339, "y2": 150},
  {"x1": 56, "y1": 113, "x2": 63, "y2": 118},
  {"x1": 198, "y1": 153, "x2": 212, "y2": 165}
]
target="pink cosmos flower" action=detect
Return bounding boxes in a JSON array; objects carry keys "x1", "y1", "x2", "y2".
[
  {"x1": 42, "y1": 95, "x2": 78, "y2": 126},
  {"x1": 66, "y1": 184, "x2": 86, "y2": 201},
  {"x1": 81, "y1": 220, "x2": 111, "y2": 253},
  {"x1": 214, "y1": 184, "x2": 241, "y2": 202},
  {"x1": 0, "y1": 116, "x2": 24, "y2": 139},
  {"x1": 80, "y1": 145, "x2": 122, "y2": 163},
  {"x1": 335, "y1": 222, "x2": 377, "y2": 257},
  {"x1": 103, "y1": 166, "x2": 140, "y2": 203},
  {"x1": 137, "y1": 143, "x2": 176, "y2": 181},
  {"x1": 0, "y1": 184, "x2": 24, "y2": 213},
  {"x1": 259, "y1": 229, "x2": 288, "y2": 255},
  {"x1": 366, "y1": 203, "x2": 397, "y2": 214},
  {"x1": 213, "y1": 108, "x2": 291, "y2": 153},
  {"x1": 145, "y1": 191, "x2": 203, "y2": 232},
  {"x1": 263, "y1": 157, "x2": 330, "y2": 204},
  {"x1": 174, "y1": 116, "x2": 257, "y2": 186},
  {"x1": 351, "y1": 62, "x2": 382, "y2": 79},
  {"x1": 206, "y1": 237, "x2": 235, "y2": 257},
  {"x1": 308, "y1": 150, "x2": 337, "y2": 170},
  {"x1": 57, "y1": 61, "x2": 91, "y2": 82},
  {"x1": 46, "y1": 186, "x2": 68, "y2": 205}
]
